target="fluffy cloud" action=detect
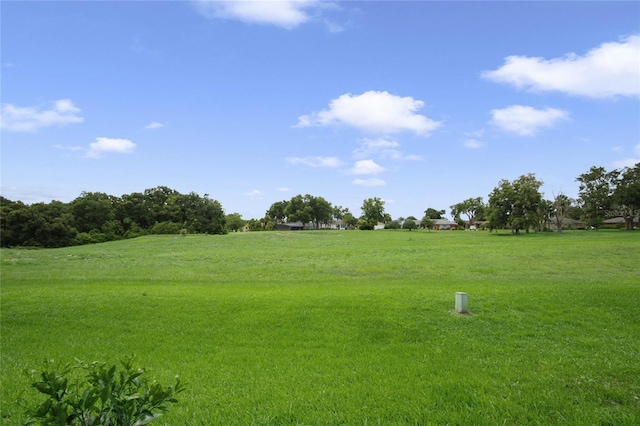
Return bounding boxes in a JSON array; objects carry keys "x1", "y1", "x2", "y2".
[
  {"x1": 285, "y1": 156, "x2": 343, "y2": 168},
  {"x1": 612, "y1": 144, "x2": 640, "y2": 169},
  {"x1": 349, "y1": 159, "x2": 386, "y2": 175},
  {"x1": 463, "y1": 139, "x2": 485, "y2": 149},
  {"x1": 87, "y1": 137, "x2": 136, "y2": 158},
  {"x1": 297, "y1": 91, "x2": 441, "y2": 135},
  {"x1": 242, "y1": 189, "x2": 263, "y2": 200},
  {"x1": 195, "y1": 0, "x2": 320, "y2": 29},
  {"x1": 145, "y1": 121, "x2": 165, "y2": 129},
  {"x1": 352, "y1": 178, "x2": 386, "y2": 187},
  {"x1": 53, "y1": 144, "x2": 83, "y2": 152},
  {"x1": 354, "y1": 138, "x2": 423, "y2": 161},
  {"x1": 1, "y1": 99, "x2": 84, "y2": 132},
  {"x1": 490, "y1": 105, "x2": 568, "y2": 136},
  {"x1": 483, "y1": 35, "x2": 640, "y2": 98}
]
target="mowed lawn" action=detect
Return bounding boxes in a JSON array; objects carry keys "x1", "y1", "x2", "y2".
[{"x1": 1, "y1": 230, "x2": 639, "y2": 425}]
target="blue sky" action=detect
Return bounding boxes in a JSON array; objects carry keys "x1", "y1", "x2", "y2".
[{"x1": 2, "y1": 1, "x2": 639, "y2": 220}]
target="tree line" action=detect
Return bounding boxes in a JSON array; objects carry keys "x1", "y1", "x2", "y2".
[
  {"x1": 1, "y1": 186, "x2": 226, "y2": 248},
  {"x1": 1, "y1": 163, "x2": 637, "y2": 247}
]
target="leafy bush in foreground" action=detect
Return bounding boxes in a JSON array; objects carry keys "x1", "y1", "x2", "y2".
[{"x1": 25, "y1": 358, "x2": 184, "y2": 426}]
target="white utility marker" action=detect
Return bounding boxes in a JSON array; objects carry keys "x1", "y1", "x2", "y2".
[{"x1": 455, "y1": 292, "x2": 468, "y2": 314}]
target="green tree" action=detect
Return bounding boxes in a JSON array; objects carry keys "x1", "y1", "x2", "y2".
[
  {"x1": 305, "y1": 194, "x2": 333, "y2": 229},
  {"x1": 226, "y1": 213, "x2": 245, "y2": 232},
  {"x1": 361, "y1": 197, "x2": 385, "y2": 226},
  {"x1": 143, "y1": 186, "x2": 180, "y2": 224},
  {"x1": 1, "y1": 199, "x2": 78, "y2": 248},
  {"x1": 403, "y1": 218, "x2": 417, "y2": 231},
  {"x1": 266, "y1": 200, "x2": 288, "y2": 224},
  {"x1": 385, "y1": 220, "x2": 401, "y2": 230},
  {"x1": 71, "y1": 192, "x2": 118, "y2": 234},
  {"x1": 423, "y1": 208, "x2": 445, "y2": 219},
  {"x1": 576, "y1": 166, "x2": 618, "y2": 229},
  {"x1": 552, "y1": 193, "x2": 574, "y2": 233},
  {"x1": 450, "y1": 197, "x2": 485, "y2": 228},
  {"x1": 420, "y1": 216, "x2": 434, "y2": 231},
  {"x1": 285, "y1": 194, "x2": 312, "y2": 227},
  {"x1": 612, "y1": 163, "x2": 640, "y2": 230},
  {"x1": 116, "y1": 192, "x2": 150, "y2": 230},
  {"x1": 487, "y1": 174, "x2": 544, "y2": 234},
  {"x1": 342, "y1": 212, "x2": 358, "y2": 229}
]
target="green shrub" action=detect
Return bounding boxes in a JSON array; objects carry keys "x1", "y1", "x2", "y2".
[
  {"x1": 150, "y1": 221, "x2": 182, "y2": 235},
  {"x1": 357, "y1": 219, "x2": 376, "y2": 230},
  {"x1": 25, "y1": 357, "x2": 184, "y2": 426}
]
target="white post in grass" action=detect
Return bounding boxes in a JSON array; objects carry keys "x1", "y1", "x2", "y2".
[{"x1": 455, "y1": 292, "x2": 468, "y2": 314}]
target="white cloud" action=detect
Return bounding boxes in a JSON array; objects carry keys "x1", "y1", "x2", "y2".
[
  {"x1": 612, "y1": 144, "x2": 640, "y2": 169},
  {"x1": 195, "y1": 0, "x2": 321, "y2": 29},
  {"x1": 465, "y1": 129, "x2": 485, "y2": 138},
  {"x1": 613, "y1": 158, "x2": 640, "y2": 169},
  {"x1": 277, "y1": 187, "x2": 290, "y2": 192},
  {"x1": 297, "y1": 90, "x2": 441, "y2": 135},
  {"x1": 1, "y1": 99, "x2": 84, "y2": 132},
  {"x1": 86, "y1": 137, "x2": 136, "y2": 158},
  {"x1": 463, "y1": 139, "x2": 485, "y2": 149},
  {"x1": 285, "y1": 156, "x2": 343, "y2": 168},
  {"x1": 145, "y1": 121, "x2": 165, "y2": 129},
  {"x1": 354, "y1": 137, "x2": 421, "y2": 160},
  {"x1": 483, "y1": 34, "x2": 640, "y2": 98},
  {"x1": 349, "y1": 159, "x2": 386, "y2": 175},
  {"x1": 489, "y1": 105, "x2": 568, "y2": 136},
  {"x1": 352, "y1": 178, "x2": 386, "y2": 187},
  {"x1": 53, "y1": 144, "x2": 84, "y2": 152},
  {"x1": 243, "y1": 189, "x2": 263, "y2": 199}
]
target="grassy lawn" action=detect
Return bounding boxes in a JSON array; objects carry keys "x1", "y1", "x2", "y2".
[{"x1": 1, "y1": 230, "x2": 639, "y2": 424}]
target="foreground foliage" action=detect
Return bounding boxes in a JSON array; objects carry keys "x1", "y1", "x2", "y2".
[{"x1": 25, "y1": 358, "x2": 184, "y2": 426}]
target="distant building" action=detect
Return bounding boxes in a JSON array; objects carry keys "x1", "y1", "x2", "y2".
[
  {"x1": 273, "y1": 222, "x2": 306, "y2": 231},
  {"x1": 432, "y1": 219, "x2": 458, "y2": 230}
]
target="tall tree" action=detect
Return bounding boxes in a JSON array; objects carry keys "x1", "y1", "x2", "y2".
[
  {"x1": 612, "y1": 163, "x2": 640, "y2": 230},
  {"x1": 0, "y1": 199, "x2": 77, "y2": 248},
  {"x1": 450, "y1": 197, "x2": 485, "y2": 228},
  {"x1": 420, "y1": 216, "x2": 434, "y2": 231},
  {"x1": 423, "y1": 208, "x2": 445, "y2": 219},
  {"x1": 143, "y1": 186, "x2": 180, "y2": 224},
  {"x1": 342, "y1": 212, "x2": 358, "y2": 229},
  {"x1": 305, "y1": 194, "x2": 333, "y2": 229},
  {"x1": 361, "y1": 197, "x2": 385, "y2": 225},
  {"x1": 576, "y1": 166, "x2": 618, "y2": 229},
  {"x1": 552, "y1": 193, "x2": 574, "y2": 233},
  {"x1": 226, "y1": 213, "x2": 245, "y2": 232},
  {"x1": 71, "y1": 192, "x2": 118, "y2": 233},
  {"x1": 285, "y1": 194, "x2": 313, "y2": 226},
  {"x1": 487, "y1": 174, "x2": 544, "y2": 234},
  {"x1": 266, "y1": 200, "x2": 288, "y2": 224}
]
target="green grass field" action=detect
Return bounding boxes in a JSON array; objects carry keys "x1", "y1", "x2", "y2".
[{"x1": 1, "y1": 230, "x2": 639, "y2": 425}]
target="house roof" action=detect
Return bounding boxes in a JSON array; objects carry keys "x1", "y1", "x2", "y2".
[
  {"x1": 433, "y1": 219, "x2": 457, "y2": 225},
  {"x1": 603, "y1": 216, "x2": 639, "y2": 224}
]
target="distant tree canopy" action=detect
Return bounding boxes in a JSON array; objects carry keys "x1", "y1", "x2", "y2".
[
  {"x1": 450, "y1": 197, "x2": 486, "y2": 228},
  {"x1": 0, "y1": 187, "x2": 227, "y2": 248},
  {"x1": 266, "y1": 194, "x2": 333, "y2": 229},
  {"x1": 3, "y1": 163, "x2": 636, "y2": 248},
  {"x1": 577, "y1": 163, "x2": 640, "y2": 230},
  {"x1": 423, "y1": 208, "x2": 445, "y2": 219},
  {"x1": 487, "y1": 173, "x2": 544, "y2": 234},
  {"x1": 360, "y1": 197, "x2": 385, "y2": 230}
]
